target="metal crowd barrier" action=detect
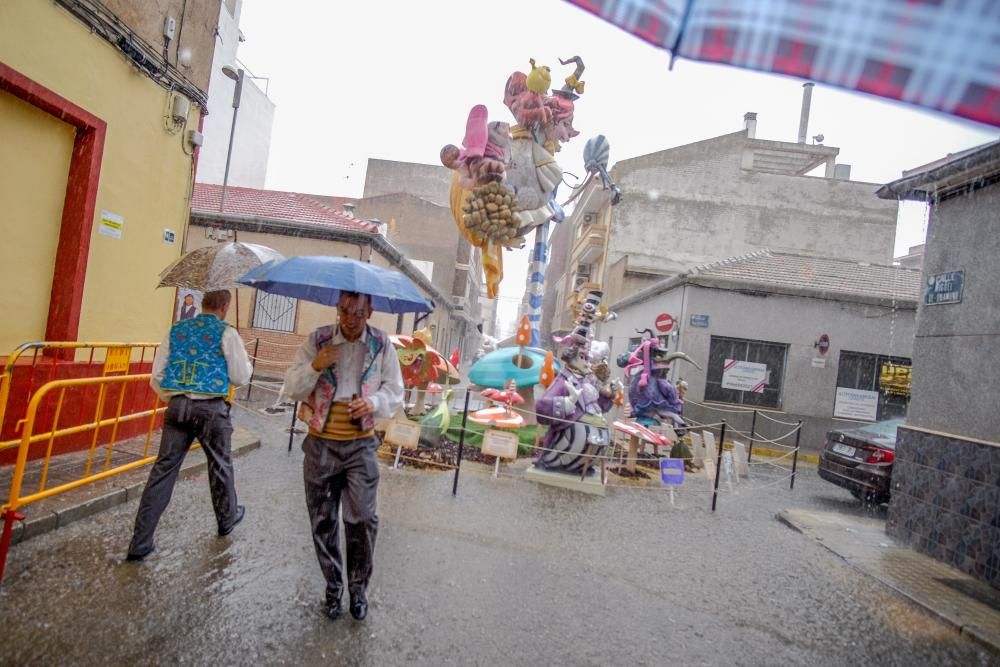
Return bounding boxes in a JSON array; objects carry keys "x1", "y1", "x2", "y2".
[
  {"x1": 0, "y1": 341, "x2": 160, "y2": 453},
  {"x1": 0, "y1": 373, "x2": 166, "y2": 582}
]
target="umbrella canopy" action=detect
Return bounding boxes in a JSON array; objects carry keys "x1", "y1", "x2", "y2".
[
  {"x1": 238, "y1": 255, "x2": 434, "y2": 314},
  {"x1": 565, "y1": 0, "x2": 1000, "y2": 128},
  {"x1": 158, "y1": 241, "x2": 284, "y2": 292},
  {"x1": 390, "y1": 335, "x2": 461, "y2": 386}
]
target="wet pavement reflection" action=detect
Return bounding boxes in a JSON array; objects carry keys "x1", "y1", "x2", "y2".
[{"x1": 0, "y1": 405, "x2": 993, "y2": 666}]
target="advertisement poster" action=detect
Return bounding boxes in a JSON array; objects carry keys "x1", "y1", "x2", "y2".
[
  {"x1": 879, "y1": 362, "x2": 912, "y2": 396},
  {"x1": 721, "y1": 359, "x2": 768, "y2": 393},
  {"x1": 176, "y1": 289, "x2": 202, "y2": 322},
  {"x1": 833, "y1": 387, "x2": 879, "y2": 421}
]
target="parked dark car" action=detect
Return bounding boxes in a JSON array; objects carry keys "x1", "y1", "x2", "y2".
[{"x1": 818, "y1": 418, "x2": 904, "y2": 504}]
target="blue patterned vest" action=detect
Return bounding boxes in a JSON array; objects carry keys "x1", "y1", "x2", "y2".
[{"x1": 160, "y1": 314, "x2": 230, "y2": 396}]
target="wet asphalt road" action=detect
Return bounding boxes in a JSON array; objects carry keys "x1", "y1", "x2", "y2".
[{"x1": 0, "y1": 402, "x2": 993, "y2": 666}]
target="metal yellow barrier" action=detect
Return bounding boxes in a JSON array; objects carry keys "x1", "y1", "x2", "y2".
[
  {"x1": 0, "y1": 373, "x2": 166, "y2": 582},
  {"x1": 0, "y1": 341, "x2": 160, "y2": 452}
]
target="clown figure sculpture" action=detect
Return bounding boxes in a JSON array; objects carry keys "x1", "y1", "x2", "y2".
[{"x1": 535, "y1": 291, "x2": 621, "y2": 475}]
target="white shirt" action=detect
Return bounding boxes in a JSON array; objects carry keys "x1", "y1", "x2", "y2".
[
  {"x1": 150, "y1": 318, "x2": 253, "y2": 401},
  {"x1": 283, "y1": 324, "x2": 404, "y2": 419}
]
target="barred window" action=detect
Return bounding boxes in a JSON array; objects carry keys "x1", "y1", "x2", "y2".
[
  {"x1": 627, "y1": 335, "x2": 669, "y2": 352},
  {"x1": 251, "y1": 292, "x2": 297, "y2": 333},
  {"x1": 704, "y1": 335, "x2": 788, "y2": 409},
  {"x1": 835, "y1": 350, "x2": 911, "y2": 420}
]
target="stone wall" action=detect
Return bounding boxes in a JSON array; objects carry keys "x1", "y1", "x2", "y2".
[{"x1": 887, "y1": 427, "x2": 999, "y2": 589}]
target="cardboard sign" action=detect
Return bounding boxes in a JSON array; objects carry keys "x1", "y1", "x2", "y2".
[
  {"x1": 385, "y1": 418, "x2": 420, "y2": 449},
  {"x1": 702, "y1": 430, "x2": 718, "y2": 480},
  {"x1": 482, "y1": 429, "x2": 519, "y2": 460},
  {"x1": 731, "y1": 441, "x2": 751, "y2": 478}
]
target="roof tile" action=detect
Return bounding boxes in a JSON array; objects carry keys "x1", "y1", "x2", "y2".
[
  {"x1": 192, "y1": 183, "x2": 373, "y2": 232},
  {"x1": 691, "y1": 250, "x2": 921, "y2": 301}
]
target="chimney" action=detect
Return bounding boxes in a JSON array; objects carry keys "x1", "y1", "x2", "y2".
[
  {"x1": 743, "y1": 112, "x2": 757, "y2": 139},
  {"x1": 797, "y1": 82, "x2": 814, "y2": 143},
  {"x1": 342, "y1": 202, "x2": 356, "y2": 218}
]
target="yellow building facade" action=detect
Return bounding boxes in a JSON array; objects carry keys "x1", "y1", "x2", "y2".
[{"x1": 0, "y1": 0, "x2": 218, "y2": 355}]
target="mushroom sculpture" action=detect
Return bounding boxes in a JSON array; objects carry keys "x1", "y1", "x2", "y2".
[
  {"x1": 468, "y1": 346, "x2": 552, "y2": 426},
  {"x1": 470, "y1": 382, "x2": 526, "y2": 428}
]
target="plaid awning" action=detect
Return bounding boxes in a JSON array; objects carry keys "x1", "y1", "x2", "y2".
[{"x1": 565, "y1": 0, "x2": 1000, "y2": 127}]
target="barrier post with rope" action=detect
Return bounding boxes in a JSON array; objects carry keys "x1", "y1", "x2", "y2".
[
  {"x1": 746, "y1": 409, "x2": 758, "y2": 462},
  {"x1": 452, "y1": 390, "x2": 470, "y2": 496},
  {"x1": 711, "y1": 421, "x2": 727, "y2": 512},
  {"x1": 790, "y1": 420, "x2": 802, "y2": 490},
  {"x1": 245, "y1": 338, "x2": 260, "y2": 402}
]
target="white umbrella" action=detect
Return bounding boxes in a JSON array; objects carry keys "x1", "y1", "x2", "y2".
[{"x1": 158, "y1": 241, "x2": 284, "y2": 292}]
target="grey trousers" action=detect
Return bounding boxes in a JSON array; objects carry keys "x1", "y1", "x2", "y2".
[
  {"x1": 128, "y1": 396, "x2": 240, "y2": 556},
  {"x1": 302, "y1": 434, "x2": 380, "y2": 600}
]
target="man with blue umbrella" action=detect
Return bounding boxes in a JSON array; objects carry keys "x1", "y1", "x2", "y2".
[{"x1": 283, "y1": 290, "x2": 404, "y2": 622}]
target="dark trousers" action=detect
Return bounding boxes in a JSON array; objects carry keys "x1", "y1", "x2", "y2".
[
  {"x1": 128, "y1": 396, "x2": 240, "y2": 555},
  {"x1": 302, "y1": 434, "x2": 380, "y2": 601}
]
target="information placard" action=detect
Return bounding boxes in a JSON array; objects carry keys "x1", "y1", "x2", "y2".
[
  {"x1": 482, "y1": 429, "x2": 519, "y2": 460},
  {"x1": 385, "y1": 418, "x2": 420, "y2": 449},
  {"x1": 833, "y1": 388, "x2": 878, "y2": 422}
]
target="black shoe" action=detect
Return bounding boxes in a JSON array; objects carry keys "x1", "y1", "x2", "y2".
[
  {"x1": 350, "y1": 591, "x2": 368, "y2": 621},
  {"x1": 125, "y1": 546, "x2": 154, "y2": 562},
  {"x1": 218, "y1": 505, "x2": 245, "y2": 537},
  {"x1": 324, "y1": 595, "x2": 343, "y2": 621}
]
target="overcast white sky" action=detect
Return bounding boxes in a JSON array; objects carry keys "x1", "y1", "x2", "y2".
[{"x1": 235, "y1": 0, "x2": 996, "y2": 333}]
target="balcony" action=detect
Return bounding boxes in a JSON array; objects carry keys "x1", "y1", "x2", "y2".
[{"x1": 571, "y1": 225, "x2": 607, "y2": 265}]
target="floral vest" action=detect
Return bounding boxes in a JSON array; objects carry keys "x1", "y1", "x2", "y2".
[
  {"x1": 298, "y1": 324, "x2": 388, "y2": 433},
  {"x1": 160, "y1": 314, "x2": 230, "y2": 396}
]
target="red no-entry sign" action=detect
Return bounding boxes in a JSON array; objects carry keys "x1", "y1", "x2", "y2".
[{"x1": 655, "y1": 312, "x2": 674, "y2": 333}]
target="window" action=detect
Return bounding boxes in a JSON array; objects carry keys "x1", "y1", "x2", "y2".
[
  {"x1": 835, "y1": 350, "x2": 911, "y2": 421},
  {"x1": 251, "y1": 292, "x2": 297, "y2": 332},
  {"x1": 704, "y1": 336, "x2": 788, "y2": 409},
  {"x1": 627, "y1": 335, "x2": 669, "y2": 352}
]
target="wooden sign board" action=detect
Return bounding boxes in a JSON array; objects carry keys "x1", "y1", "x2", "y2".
[
  {"x1": 482, "y1": 429, "x2": 519, "y2": 460},
  {"x1": 385, "y1": 418, "x2": 420, "y2": 449}
]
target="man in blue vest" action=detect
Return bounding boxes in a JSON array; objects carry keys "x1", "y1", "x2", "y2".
[
  {"x1": 283, "y1": 291, "x2": 404, "y2": 622},
  {"x1": 126, "y1": 289, "x2": 253, "y2": 561}
]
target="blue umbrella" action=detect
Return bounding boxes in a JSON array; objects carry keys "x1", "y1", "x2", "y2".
[{"x1": 238, "y1": 255, "x2": 434, "y2": 313}]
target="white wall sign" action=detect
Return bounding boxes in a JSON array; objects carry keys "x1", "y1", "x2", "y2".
[
  {"x1": 811, "y1": 357, "x2": 827, "y2": 368},
  {"x1": 833, "y1": 388, "x2": 879, "y2": 422},
  {"x1": 98, "y1": 211, "x2": 123, "y2": 239},
  {"x1": 722, "y1": 359, "x2": 768, "y2": 393}
]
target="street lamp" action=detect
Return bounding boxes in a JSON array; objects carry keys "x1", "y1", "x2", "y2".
[{"x1": 219, "y1": 64, "x2": 244, "y2": 212}]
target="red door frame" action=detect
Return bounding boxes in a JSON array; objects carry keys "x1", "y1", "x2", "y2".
[{"x1": 0, "y1": 62, "x2": 106, "y2": 346}]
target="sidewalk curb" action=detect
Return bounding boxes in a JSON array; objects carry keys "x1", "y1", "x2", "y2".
[
  {"x1": 751, "y1": 446, "x2": 819, "y2": 464},
  {"x1": 9, "y1": 430, "x2": 260, "y2": 547},
  {"x1": 777, "y1": 509, "x2": 1000, "y2": 655}
]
